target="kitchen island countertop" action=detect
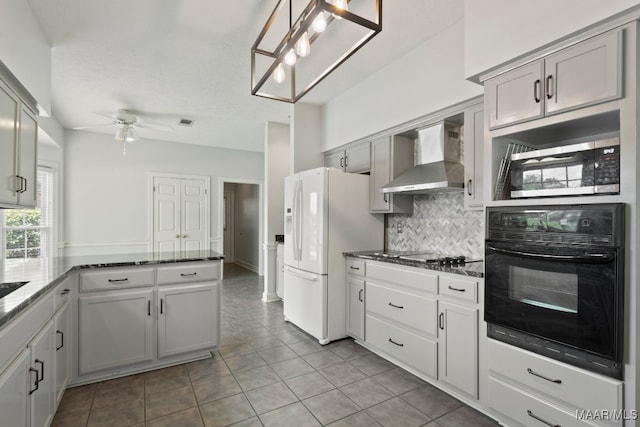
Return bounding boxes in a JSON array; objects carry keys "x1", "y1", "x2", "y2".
[
  {"x1": 344, "y1": 250, "x2": 484, "y2": 278},
  {"x1": 0, "y1": 250, "x2": 224, "y2": 329}
]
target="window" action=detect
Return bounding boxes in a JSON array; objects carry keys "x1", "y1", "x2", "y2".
[{"x1": 3, "y1": 167, "x2": 56, "y2": 261}]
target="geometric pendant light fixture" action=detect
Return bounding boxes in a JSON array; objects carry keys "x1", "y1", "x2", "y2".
[{"x1": 251, "y1": 0, "x2": 382, "y2": 103}]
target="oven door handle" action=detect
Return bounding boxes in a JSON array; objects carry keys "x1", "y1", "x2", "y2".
[{"x1": 486, "y1": 245, "x2": 615, "y2": 262}]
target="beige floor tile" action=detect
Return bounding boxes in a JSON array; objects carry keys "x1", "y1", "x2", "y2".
[
  {"x1": 145, "y1": 384, "x2": 197, "y2": 420},
  {"x1": 87, "y1": 398, "x2": 144, "y2": 427},
  {"x1": 199, "y1": 393, "x2": 256, "y2": 426},
  {"x1": 192, "y1": 374, "x2": 242, "y2": 404},
  {"x1": 146, "y1": 407, "x2": 204, "y2": 427}
]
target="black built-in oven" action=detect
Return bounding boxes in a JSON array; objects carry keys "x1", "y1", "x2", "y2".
[{"x1": 484, "y1": 204, "x2": 624, "y2": 379}]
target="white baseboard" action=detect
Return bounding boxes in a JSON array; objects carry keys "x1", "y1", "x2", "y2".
[{"x1": 233, "y1": 258, "x2": 258, "y2": 273}]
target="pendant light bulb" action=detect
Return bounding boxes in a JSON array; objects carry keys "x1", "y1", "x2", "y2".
[
  {"x1": 284, "y1": 49, "x2": 297, "y2": 65},
  {"x1": 295, "y1": 32, "x2": 311, "y2": 57},
  {"x1": 312, "y1": 13, "x2": 327, "y2": 33},
  {"x1": 333, "y1": 0, "x2": 348, "y2": 18},
  {"x1": 273, "y1": 63, "x2": 286, "y2": 84}
]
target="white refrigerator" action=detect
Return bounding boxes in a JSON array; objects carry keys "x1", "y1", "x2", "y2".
[{"x1": 283, "y1": 167, "x2": 383, "y2": 344}]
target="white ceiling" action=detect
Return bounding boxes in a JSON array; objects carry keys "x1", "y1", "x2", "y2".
[{"x1": 27, "y1": 0, "x2": 464, "y2": 152}]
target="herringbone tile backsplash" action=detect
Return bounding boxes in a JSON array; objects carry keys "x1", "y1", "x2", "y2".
[{"x1": 387, "y1": 192, "x2": 484, "y2": 259}]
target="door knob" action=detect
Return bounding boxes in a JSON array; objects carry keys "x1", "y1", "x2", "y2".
[
  {"x1": 182, "y1": 234, "x2": 187, "y2": 238},
  {"x1": 176, "y1": 234, "x2": 180, "y2": 238}
]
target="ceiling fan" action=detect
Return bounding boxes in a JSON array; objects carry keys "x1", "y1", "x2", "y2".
[{"x1": 73, "y1": 109, "x2": 173, "y2": 143}]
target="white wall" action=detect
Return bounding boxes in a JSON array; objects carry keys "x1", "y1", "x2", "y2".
[
  {"x1": 464, "y1": 0, "x2": 640, "y2": 80},
  {"x1": 0, "y1": 0, "x2": 51, "y2": 115},
  {"x1": 265, "y1": 122, "x2": 290, "y2": 243},
  {"x1": 290, "y1": 103, "x2": 324, "y2": 173},
  {"x1": 232, "y1": 183, "x2": 260, "y2": 271},
  {"x1": 63, "y1": 130, "x2": 264, "y2": 255},
  {"x1": 323, "y1": 19, "x2": 482, "y2": 151}
]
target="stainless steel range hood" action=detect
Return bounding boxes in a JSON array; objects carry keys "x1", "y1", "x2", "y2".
[{"x1": 381, "y1": 122, "x2": 464, "y2": 195}]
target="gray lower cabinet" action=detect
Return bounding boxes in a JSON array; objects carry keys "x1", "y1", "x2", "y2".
[
  {"x1": 346, "y1": 258, "x2": 366, "y2": 341},
  {"x1": 0, "y1": 348, "x2": 30, "y2": 426},
  {"x1": 369, "y1": 135, "x2": 413, "y2": 214},
  {"x1": 78, "y1": 289, "x2": 154, "y2": 374},
  {"x1": 158, "y1": 283, "x2": 219, "y2": 358},
  {"x1": 29, "y1": 321, "x2": 55, "y2": 427},
  {"x1": 485, "y1": 27, "x2": 622, "y2": 130}
]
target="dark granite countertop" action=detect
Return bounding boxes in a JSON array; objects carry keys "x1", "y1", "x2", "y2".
[
  {"x1": 344, "y1": 250, "x2": 484, "y2": 278},
  {"x1": 0, "y1": 250, "x2": 224, "y2": 330}
]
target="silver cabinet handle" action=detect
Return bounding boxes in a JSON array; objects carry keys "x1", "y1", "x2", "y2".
[
  {"x1": 388, "y1": 338, "x2": 404, "y2": 347},
  {"x1": 534, "y1": 79, "x2": 541, "y2": 103},
  {"x1": 388, "y1": 302, "x2": 404, "y2": 309},
  {"x1": 545, "y1": 75, "x2": 553, "y2": 100},
  {"x1": 448, "y1": 285, "x2": 466, "y2": 293},
  {"x1": 56, "y1": 330, "x2": 64, "y2": 351},
  {"x1": 527, "y1": 368, "x2": 562, "y2": 384},
  {"x1": 527, "y1": 410, "x2": 561, "y2": 427},
  {"x1": 358, "y1": 289, "x2": 364, "y2": 302},
  {"x1": 467, "y1": 179, "x2": 472, "y2": 196}
]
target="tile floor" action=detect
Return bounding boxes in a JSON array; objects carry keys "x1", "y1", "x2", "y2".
[{"x1": 51, "y1": 263, "x2": 499, "y2": 427}]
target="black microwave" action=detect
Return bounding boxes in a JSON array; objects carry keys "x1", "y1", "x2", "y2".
[{"x1": 510, "y1": 138, "x2": 620, "y2": 199}]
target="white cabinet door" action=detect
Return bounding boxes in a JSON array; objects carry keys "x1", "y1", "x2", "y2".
[
  {"x1": 345, "y1": 142, "x2": 371, "y2": 173},
  {"x1": 78, "y1": 290, "x2": 154, "y2": 374},
  {"x1": 0, "y1": 79, "x2": 19, "y2": 205},
  {"x1": 30, "y1": 321, "x2": 54, "y2": 427},
  {"x1": 485, "y1": 61, "x2": 544, "y2": 130},
  {"x1": 346, "y1": 277, "x2": 365, "y2": 341},
  {"x1": 463, "y1": 104, "x2": 484, "y2": 210},
  {"x1": 438, "y1": 301, "x2": 478, "y2": 398},
  {"x1": 53, "y1": 303, "x2": 70, "y2": 407},
  {"x1": 545, "y1": 29, "x2": 622, "y2": 116},
  {"x1": 17, "y1": 105, "x2": 37, "y2": 208},
  {"x1": 325, "y1": 150, "x2": 345, "y2": 170},
  {"x1": 158, "y1": 283, "x2": 219, "y2": 358},
  {"x1": 0, "y1": 348, "x2": 29, "y2": 427}
]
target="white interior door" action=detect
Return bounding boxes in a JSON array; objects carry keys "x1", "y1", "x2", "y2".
[
  {"x1": 153, "y1": 175, "x2": 209, "y2": 255},
  {"x1": 181, "y1": 179, "x2": 207, "y2": 252},
  {"x1": 154, "y1": 177, "x2": 181, "y2": 254}
]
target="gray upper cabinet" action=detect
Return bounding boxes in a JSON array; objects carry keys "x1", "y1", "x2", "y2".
[
  {"x1": 325, "y1": 141, "x2": 371, "y2": 173},
  {"x1": 463, "y1": 104, "x2": 484, "y2": 210},
  {"x1": 369, "y1": 135, "x2": 413, "y2": 214},
  {"x1": 485, "y1": 28, "x2": 622, "y2": 130},
  {"x1": 0, "y1": 78, "x2": 38, "y2": 209}
]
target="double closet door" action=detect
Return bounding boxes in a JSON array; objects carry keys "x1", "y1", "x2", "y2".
[{"x1": 153, "y1": 176, "x2": 209, "y2": 255}]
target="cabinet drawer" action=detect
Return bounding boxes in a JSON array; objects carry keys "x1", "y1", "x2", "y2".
[
  {"x1": 488, "y1": 377, "x2": 595, "y2": 427},
  {"x1": 489, "y1": 340, "x2": 623, "y2": 413},
  {"x1": 366, "y1": 315, "x2": 437, "y2": 379},
  {"x1": 54, "y1": 279, "x2": 72, "y2": 310},
  {"x1": 157, "y1": 262, "x2": 219, "y2": 285},
  {"x1": 367, "y1": 282, "x2": 437, "y2": 336},
  {"x1": 439, "y1": 276, "x2": 477, "y2": 303},
  {"x1": 346, "y1": 259, "x2": 365, "y2": 277},
  {"x1": 80, "y1": 268, "x2": 154, "y2": 292},
  {"x1": 366, "y1": 262, "x2": 437, "y2": 294}
]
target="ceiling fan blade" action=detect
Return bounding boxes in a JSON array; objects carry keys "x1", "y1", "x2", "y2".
[
  {"x1": 135, "y1": 121, "x2": 173, "y2": 132},
  {"x1": 72, "y1": 123, "x2": 115, "y2": 130}
]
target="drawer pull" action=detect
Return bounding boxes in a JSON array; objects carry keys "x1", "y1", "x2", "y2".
[
  {"x1": 148, "y1": 300, "x2": 151, "y2": 316},
  {"x1": 388, "y1": 302, "x2": 404, "y2": 309},
  {"x1": 358, "y1": 289, "x2": 364, "y2": 302},
  {"x1": 56, "y1": 330, "x2": 64, "y2": 351},
  {"x1": 160, "y1": 298, "x2": 164, "y2": 314},
  {"x1": 527, "y1": 409, "x2": 561, "y2": 427},
  {"x1": 29, "y1": 368, "x2": 39, "y2": 395},
  {"x1": 439, "y1": 312, "x2": 445, "y2": 330},
  {"x1": 527, "y1": 368, "x2": 562, "y2": 384},
  {"x1": 108, "y1": 278, "x2": 128, "y2": 283},
  {"x1": 60, "y1": 288, "x2": 70, "y2": 295},
  {"x1": 447, "y1": 285, "x2": 466, "y2": 292},
  {"x1": 349, "y1": 266, "x2": 360, "y2": 270},
  {"x1": 388, "y1": 338, "x2": 404, "y2": 347},
  {"x1": 180, "y1": 272, "x2": 198, "y2": 277}
]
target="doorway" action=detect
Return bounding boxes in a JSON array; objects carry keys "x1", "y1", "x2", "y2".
[{"x1": 219, "y1": 178, "x2": 263, "y2": 275}]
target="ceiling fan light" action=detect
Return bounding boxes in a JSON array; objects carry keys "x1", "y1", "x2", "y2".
[
  {"x1": 125, "y1": 126, "x2": 136, "y2": 143},
  {"x1": 114, "y1": 126, "x2": 125, "y2": 142}
]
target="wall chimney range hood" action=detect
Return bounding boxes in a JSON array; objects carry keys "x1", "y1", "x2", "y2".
[{"x1": 381, "y1": 122, "x2": 464, "y2": 195}]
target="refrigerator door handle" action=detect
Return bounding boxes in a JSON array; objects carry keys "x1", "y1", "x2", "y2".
[
  {"x1": 296, "y1": 181, "x2": 303, "y2": 261},
  {"x1": 284, "y1": 266, "x2": 319, "y2": 281},
  {"x1": 291, "y1": 180, "x2": 299, "y2": 261}
]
